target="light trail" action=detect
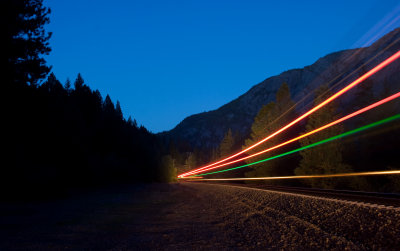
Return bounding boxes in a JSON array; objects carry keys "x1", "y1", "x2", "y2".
[
  {"x1": 178, "y1": 50, "x2": 400, "y2": 178},
  {"x1": 183, "y1": 170, "x2": 400, "y2": 181},
  {"x1": 177, "y1": 92, "x2": 400, "y2": 177},
  {"x1": 248, "y1": 36, "x2": 400, "y2": 146},
  {"x1": 185, "y1": 113, "x2": 400, "y2": 177}
]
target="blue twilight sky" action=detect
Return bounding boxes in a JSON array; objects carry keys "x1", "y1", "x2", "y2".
[{"x1": 43, "y1": 0, "x2": 400, "y2": 133}]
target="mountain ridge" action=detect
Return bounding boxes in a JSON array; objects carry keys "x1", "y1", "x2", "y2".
[{"x1": 161, "y1": 28, "x2": 400, "y2": 149}]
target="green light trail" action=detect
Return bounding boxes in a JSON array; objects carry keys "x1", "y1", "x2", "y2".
[{"x1": 191, "y1": 113, "x2": 400, "y2": 177}]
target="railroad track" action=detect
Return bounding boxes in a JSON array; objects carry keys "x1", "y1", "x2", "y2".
[{"x1": 189, "y1": 182, "x2": 400, "y2": 208}]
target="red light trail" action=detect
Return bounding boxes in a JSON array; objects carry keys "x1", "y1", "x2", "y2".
[
  {"x1": 178, "y1": 50, "x2": 400, "y2": 178},
  {"x1": 182, "y1": 113, "x2": 400, "y2": 177},
  {"x1": 253, "y1": 37, "x2": 400, "y2": 140},
  {"x1": 179, "y1": 92, "x2": 400, "y2": 177}
]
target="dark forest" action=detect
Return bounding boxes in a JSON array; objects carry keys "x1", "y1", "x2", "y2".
[{"x1": 2, "y1": 0, "x2": 173, "y2": 200}]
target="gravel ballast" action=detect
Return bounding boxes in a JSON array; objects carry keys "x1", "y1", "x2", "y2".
[
  {"x1": 190, "y1": 183, "x2": 400, "y2": 250},
  {"x1": 0, "y1": 182, "x2": 399, "y2": 250}
]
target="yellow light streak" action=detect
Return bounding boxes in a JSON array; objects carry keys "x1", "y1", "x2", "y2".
[{"x1": 182, "y1": 170, "x2": 400, "y2": 181}]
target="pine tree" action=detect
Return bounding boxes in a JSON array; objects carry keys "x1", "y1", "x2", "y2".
[
  {"x1": 64, "y1": 78, "x2": 71, "y2": 93},
  {"x1": 243, "y1": 102, "x2": 278, "y2": 177},
  {"x1": 295, "y1": 84, "x2": 352, "y2": 189},
  {"x1": 93, "y1": 90, "x2": 103, "y2": 105},
  {"x1": 103, "y1": 95, "x2": 114, "y2": 112},
  {"x1": 4, "y1": 0, "x2": 52, "y2": 85},
  {"x1": 115, "y1": 101, "x2": 123, "y2": 120},
  {"x1": 219, "y1": 128, "x2": 235, "y2": 157},
  {"x1": 243, "y1": 82, "x2": 295, "y2": 178},
  {"x1": 41, "y1": 72, "x2": 63, "y2": 93},
  {"x1": 276, "y1": 82, "x2": 293, "y2": 113},
  {"x1": 74, "y1": 73, "x2": 84, "y2": 90},
  {"x1": 127, "y1": 116, "x2": 134, "y2": 126}
]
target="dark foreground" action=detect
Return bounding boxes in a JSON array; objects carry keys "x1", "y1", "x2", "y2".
[{"x1": 1, "y1": 183, "x2": 400, "y2": 250}]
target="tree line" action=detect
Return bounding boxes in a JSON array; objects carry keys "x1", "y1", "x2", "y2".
[
  {"x1": 3, "y1": 0, "x2": 175, "y2": 199},
  {"x1": 171, "y1": 80, "x2": 400, "y2": 192},
  {"x1": 4, "y1": 71, "x2": 178, "y2": 199}
]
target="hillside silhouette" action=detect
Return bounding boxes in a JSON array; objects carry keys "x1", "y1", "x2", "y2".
[{"x1": 3, "y1": 0, "x2": 170, "y2": 200}]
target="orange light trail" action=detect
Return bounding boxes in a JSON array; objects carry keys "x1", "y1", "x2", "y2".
[
  {"x1": 187, "y1": 114, "x2": 400, "y2": 177},
  {"x1": 250, "y1": 36, "x2": 400, "y2": 144},
  {"x1": 179, "y1": 92, "x2": 400, "y2": 177},
  {"x1": 183, "y1": 170, "x2": 400, "y2": 181},
  {"x1": 178, "y1": 50, "x2": 400, "y2": 178}
]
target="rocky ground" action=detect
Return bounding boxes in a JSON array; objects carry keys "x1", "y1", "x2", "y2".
[{"x1": 1, "y1": 182, "x2": 399, "y2": 250}]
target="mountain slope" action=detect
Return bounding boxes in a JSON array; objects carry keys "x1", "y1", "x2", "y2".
[{"x1": 161, "y1": 28, "x2": 400, "y2": 149}]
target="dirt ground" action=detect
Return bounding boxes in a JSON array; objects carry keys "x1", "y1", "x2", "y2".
[{"x1": 1, "y1": 182, "x2": 399, "y2": 250}]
